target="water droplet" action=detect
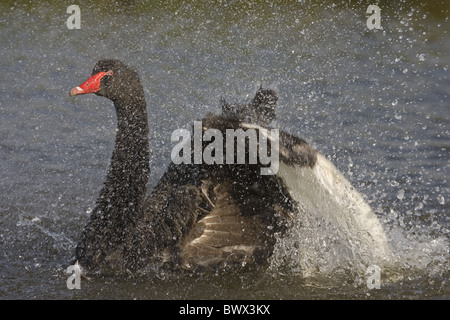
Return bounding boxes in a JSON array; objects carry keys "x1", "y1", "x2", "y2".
[
  {"x1": 397, "y1": 189, "x2": 405, "y2": 200},
  {"x1": 437, "y1": 195, "x2": 445, "y2": 205},
  {"x1": 390, "y1": 180, "x2": 399, "y2": 187}
]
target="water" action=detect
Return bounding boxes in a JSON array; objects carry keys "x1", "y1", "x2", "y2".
[{"x1": 1, "y1": 1, "x2": 448, "y2": 299}]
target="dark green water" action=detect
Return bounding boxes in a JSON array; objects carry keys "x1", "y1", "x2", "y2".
[{"x1": 0, "y1": 1, "x2": 448, "y2": 299}]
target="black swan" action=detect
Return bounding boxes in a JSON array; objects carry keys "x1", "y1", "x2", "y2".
[{"x1": 70, "y1": 59, "x2": 389, "y2": 274}]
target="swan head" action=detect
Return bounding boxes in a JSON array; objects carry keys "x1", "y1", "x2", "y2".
[{"x1": 70, "y1": 59, "x2": 143, "y2": 102}]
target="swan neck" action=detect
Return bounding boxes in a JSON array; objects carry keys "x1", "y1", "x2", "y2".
[{"x1": 99, "y1": 98, "x2": 150, "y2": 217}]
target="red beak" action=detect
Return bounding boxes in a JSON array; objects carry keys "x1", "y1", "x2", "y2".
[{"x1": 70, "y1": 71, "x2": 107, "y2": 96}]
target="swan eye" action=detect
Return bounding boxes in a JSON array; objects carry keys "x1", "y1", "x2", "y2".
[{"x1": 106, "y1": 70, "x2": 114, "y2": 76}]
